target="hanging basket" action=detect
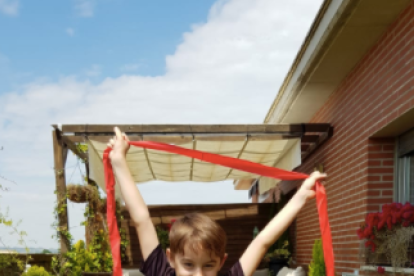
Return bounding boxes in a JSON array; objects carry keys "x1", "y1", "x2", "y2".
[
  {"x1": 97, "y1": 199, "x2": 107, "y2": 214},
  {"x1": 67, "y1": 184, "x2": 100, "y2": 206}
]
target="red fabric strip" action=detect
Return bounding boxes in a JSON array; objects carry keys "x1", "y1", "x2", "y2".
[
  {"x1": 103, "y1": 141, "x2": 335, "y2": 276},
  {"x1": 103, "y1": 148, "x2": 122, "y2": 276}
]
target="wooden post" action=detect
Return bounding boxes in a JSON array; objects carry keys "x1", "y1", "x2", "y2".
[{"x1": 52, "y1": 130, "x2": 70, "y2": 253}]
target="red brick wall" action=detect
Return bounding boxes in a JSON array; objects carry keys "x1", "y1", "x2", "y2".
[{"x1": 293, "y1": 2, "x2": 414, "y2": 275}]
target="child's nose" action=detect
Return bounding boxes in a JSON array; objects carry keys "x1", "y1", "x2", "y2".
[{"x1": 193, "y1": 269, "x2": 204, "y2": 276}]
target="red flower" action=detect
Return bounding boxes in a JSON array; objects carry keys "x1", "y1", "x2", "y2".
[
  {"x1": 403, "y1": 211, "x2": 412, "y2": 219},
  {"x1": 357, "y1": 202, "x2": 414, "y2": 247},
  {"x1": 377, "y1": 266, "x2": 385, "y2": 274},
  {"x1": 365, "y1": 240, "x2": 376, "y2": 252},
  {"x1": 378, "y1": 219, "x2": 385, "y2": 230},
  {"x1": 386, "y1": 216, "x2": 392, "y2": 230}
]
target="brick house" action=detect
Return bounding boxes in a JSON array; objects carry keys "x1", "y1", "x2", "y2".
[{"x1": 258, "y1": 0, "x2": 414, "y2": 274}]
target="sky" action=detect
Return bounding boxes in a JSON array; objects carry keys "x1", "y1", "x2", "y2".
[{"x1": 0, "y1": 0, "x2": 323, "y2": 249}]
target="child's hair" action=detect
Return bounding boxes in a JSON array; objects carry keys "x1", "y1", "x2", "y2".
[{"x1": 169, "y1": 213, "x2": 227, "y2": 259}]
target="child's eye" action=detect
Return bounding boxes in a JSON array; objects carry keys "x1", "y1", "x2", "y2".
[{"x1": 184, "y1": 263, "x2": 193, "y2": 267}]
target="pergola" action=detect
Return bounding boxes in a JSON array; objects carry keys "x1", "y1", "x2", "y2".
[{"x1": 51, "y1": 123, "x2": 333, "y2": 253}]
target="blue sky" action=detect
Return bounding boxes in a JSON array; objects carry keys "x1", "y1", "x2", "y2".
[
  {"x1": 0, "y1": 0, "x2": 217, "y2": 92},
  {"x1": 0, "y1": 0, "x2": 323, "y2": 249}
]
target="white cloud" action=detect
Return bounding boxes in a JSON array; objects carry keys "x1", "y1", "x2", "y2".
[
  {"x1": 0, "y1": 0, "x2": 323, "y2": 248},
  {"x1": 66, "y1": 28, "x2": 75, "y2": 37},
  {"x1": 84, "y1": 64, "x2": 101, "y2": 77},
  {"x1": 0, "y1": 0, "x2": 19, "y2": 16},
  {"x1": 120, "y1": 63, "x2": 140, "y2": 72},
  {"x1": 74, "y1": 0, "x2": 95, "y2": 17}
]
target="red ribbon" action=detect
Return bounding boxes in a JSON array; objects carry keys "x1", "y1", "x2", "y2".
[{"x1": 103, "y1": 141, "x2": 335, "y2": 276}]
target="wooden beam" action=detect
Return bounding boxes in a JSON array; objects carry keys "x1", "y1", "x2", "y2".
[
  {"x1": 301, "y1": 135, "x2": 320, "y2": 143},
  {"x1": 66, "y1": 135, "x2": 142, "y2": 143},
  {"x1": 61, "y1": 123, "x2": 331, "y2": 134},
  {"x1": 52, "y1": 130, "x2": 70, "y2": 254},
  {"x1": 302, "y1": 127, "x2": 334, "y2": 161},
  {"x1": 64, "y1": 133, "x2": 302, "y2": 144},
  {"x1": 301, "y1": 144, "x2": 310, "y2": 152},
  {"x1": 60, "y1": 135, "x2": 88, "y2": 161}
]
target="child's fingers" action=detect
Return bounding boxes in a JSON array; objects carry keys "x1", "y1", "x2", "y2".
[
  {"x1": 310, "y1": 171, "x2": 327, "y2": 180},
  {"x1": 122, "y1": 132, "x2": 130, "y2": 142},
  {"x1": 114, "y1": 127, "x2": 123, "y2": 139},
  {"x1": 302, "y1": 172, "x2": 327, "y2": 189}
]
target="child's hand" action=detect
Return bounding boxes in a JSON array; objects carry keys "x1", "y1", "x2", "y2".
[
  {"x1": 107, "y1": 127, "x2": 130, "y2": 162},
  {"x1": 297, "y1": 171, "x2": 327, "y2": 201}
]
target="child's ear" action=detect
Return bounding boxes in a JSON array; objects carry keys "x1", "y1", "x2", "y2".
[
  {"x1": 219, "y1": 253, "x2": 228, "y2": 269},
  {"x1": 166, "y1": 248, "x2": 176, "y2": 268}
]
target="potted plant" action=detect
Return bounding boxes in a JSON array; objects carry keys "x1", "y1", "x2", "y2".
[
  {"x1": 262, "y1": 189, "x2": 291, "y2": 276},
  {"x1": 357, "y1": 202, "x2": 414, "y2": 270},
  {"x1": 263, "y1": 240, "x2": 291, "y2": 276}
]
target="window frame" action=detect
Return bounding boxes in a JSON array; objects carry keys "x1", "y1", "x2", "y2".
[{"x1": 394, "y1": 128, "x2": 414, "y2": 204}]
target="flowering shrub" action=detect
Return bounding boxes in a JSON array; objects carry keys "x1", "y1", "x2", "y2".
[
  {"x1": 357, "y1": 202, "x2": 414, "y2": 251},
  {"x1": 356, "y1": 202, "x2": 414, "y2": 269}
]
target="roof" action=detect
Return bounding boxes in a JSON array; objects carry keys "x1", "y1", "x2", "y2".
[{"x1": 264, "y1": 0, "x2": 412, "y2": 124}]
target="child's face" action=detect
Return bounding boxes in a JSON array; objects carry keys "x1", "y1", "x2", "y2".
[{"x1": 167, "y1": 245, "x2": 227, "y2": 276}]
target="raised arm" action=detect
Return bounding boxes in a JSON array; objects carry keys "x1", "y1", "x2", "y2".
[
  {"x1": 108, "y1": 127, "x2": 159, "y2": 260},
  {"x1": 239, "y1": 172, "x2": 327, "y2": 276}
]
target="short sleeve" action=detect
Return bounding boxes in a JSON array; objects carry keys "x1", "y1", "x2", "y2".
[
  {"x1": 224, "y1": 261, "x2": 244, "y2": 276},
  {"x1": 140, "y1": 244, "x2": 175, "y2": 276}
]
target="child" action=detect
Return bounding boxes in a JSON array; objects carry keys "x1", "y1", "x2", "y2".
[{"x1": 108, "y1": 127, "x2": 326, "y2": 276}]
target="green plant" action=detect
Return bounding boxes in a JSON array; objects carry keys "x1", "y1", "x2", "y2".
[
  {"x1": 156, "y1": 226, "x2": 170, "y2": 250},
  {"x1": 22, "y1": 265, "x2": 51, "y2": 276},
  {"x1": 51, "y1": 189, "x2": 73, "y2": 250},
  {"x1": 54, "y1": 235, "x2": 113, "y2": 276},
  {"x1": 309, "y1": 239, "x2": 325, "y2": 276},
  {"x1": 115, "y1": 200, "x2": 130, "y2": 263},
  {"x1": 0, "y1": 184, "x2": 31, "y2": 274},
  {"x1": 264, "y1": 240, "x2": 291, "y2": 262},
  {"x1": 0, "y1": 253, "x2": 25, "y2": 275},
  {"x1": 265, "y1": 191, "x2": 291, "y2": 260},
  {"x1": 88, "y1": 230, "x2": 113, "y2": 272}
]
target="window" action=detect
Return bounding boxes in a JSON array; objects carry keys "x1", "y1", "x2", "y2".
[
  {"x1": 395, "y1": 154, "x2": 414, "y2": 203},
  {"x1": 395, "y1": 128, "x2": 414, "y2": 204}
]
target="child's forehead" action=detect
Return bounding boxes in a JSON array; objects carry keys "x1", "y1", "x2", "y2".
[
  {"x1": 178, "y1": 251, "x2": 219, "y2": 263},
  {"x1": 177, "y1": 243, "x2": 219, "y2": 260}
]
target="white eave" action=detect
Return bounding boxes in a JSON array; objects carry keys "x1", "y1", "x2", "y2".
[{"x1": 264, "y1": 0, "x2": 412, "y2": 124}]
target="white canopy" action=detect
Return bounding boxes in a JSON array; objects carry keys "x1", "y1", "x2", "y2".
[{"x1": 87, "y1": 137, "x2": 301, "y2": 199}]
